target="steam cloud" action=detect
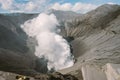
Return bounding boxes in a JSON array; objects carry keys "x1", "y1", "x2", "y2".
[{"x1": 21, "y1": 13, "x2": 74, "y2": 71}]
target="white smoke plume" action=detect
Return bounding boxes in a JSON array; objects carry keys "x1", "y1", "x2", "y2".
[{"x1": 21, "y1": 13, "x2": 74, "y2": 71}]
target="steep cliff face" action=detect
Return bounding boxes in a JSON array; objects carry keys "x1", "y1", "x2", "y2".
[
  {"x1": 0, "y1": 13, "x2": 49, "y2": 75},
  {"x1": 59, "y1": 4, "x2": 120, "y2": 80},
  {"x1": 63, "y1": 4, "x2": 120, "y2": 60}
]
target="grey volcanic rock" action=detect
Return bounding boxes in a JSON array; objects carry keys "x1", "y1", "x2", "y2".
[
  {"x1": 59, "y1": 4, "x2": 120, "y2": 80},
  {"x1": 0, "y1": 4, "x2": 120, "y2": 80},
  {"x1": 0, "y1": 13, "x2": 48, "y2": 75},
  {"x1": 0, "y1": 71, "x2": 34, "y2": 80},
  {"x1": 0, "y1": 71, "x2": 78, "y2": 80},
  {"x1": 34, "y1": 72, "x2": 78, "y2": 80}
]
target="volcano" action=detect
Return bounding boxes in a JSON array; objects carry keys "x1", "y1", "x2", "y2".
[{"x1": 0, "y1": 4, "x2": 120, "y2": 80}]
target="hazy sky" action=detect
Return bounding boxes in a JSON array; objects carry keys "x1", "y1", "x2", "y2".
[{"x1": 0, "y1": 0, "x2": 119, "y2": 13}]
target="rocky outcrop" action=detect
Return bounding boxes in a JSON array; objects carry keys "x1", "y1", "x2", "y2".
[
  {"x1": 0, "y1": 71, "x2": 35, "y2": 80},
  {"x1": 105, "y1": 63, "x2": 120, "y2": 80},
  {"x1": 0, "y1": 71, "x2": 78, "y2": 80},
  {"x1": 34, "y1": 72, "x2": 78, "y2": 80}
]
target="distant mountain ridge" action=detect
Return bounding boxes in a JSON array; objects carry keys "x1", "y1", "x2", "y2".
[{"x1": 47, "y1": 9, "x2": 82, "y2": 21}]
